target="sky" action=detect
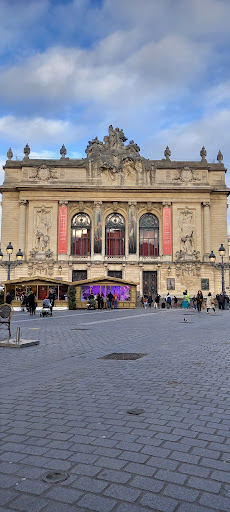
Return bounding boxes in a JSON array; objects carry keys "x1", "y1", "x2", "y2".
[{"x1": 0, "y1": 0, "x2": 230, "y2": 233}]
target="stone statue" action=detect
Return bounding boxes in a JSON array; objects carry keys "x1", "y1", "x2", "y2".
[
  {"x1": 179, "y1": 207, "x2": 194, "y2": 254},
  {"x1": 35, "y1": 206, "x2": 51, "y2": 252}
]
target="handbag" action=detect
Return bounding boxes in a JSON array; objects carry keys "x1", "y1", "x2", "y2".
[{"x1": 202, "y1": 302, "x2": 205, "y2": 310}]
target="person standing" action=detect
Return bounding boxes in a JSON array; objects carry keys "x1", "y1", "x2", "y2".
[
  {"x1": 97, "y1": 292, "x2": 101, "y2": 309},
  {"x1": 206, "y1": 292, "x2": 217, "y2": 314},
  {"x1": 143, "y1": 295, "x2": 148, "y2": 309},
  {"x1": 113, "y1": 292, "x2": 119, "y2": 309},
  {"x1": 196, "y1": 290, "x2": 203, "y2": 312},
  {"x1": 173, "y1": 296, "x2": 178, "y2": 308},
  {"x1": 6, "y1": 292, "x2": 12, "y2": 304},
  {"x1": 148, "y1": 293, "x2": 153, "y2": 308},
  {"x1": 107, "y1": 291, "x2": 114, "y2": 309},
  {"x1": 218, "y1": 292, "x2": 225, "y2": 310}
]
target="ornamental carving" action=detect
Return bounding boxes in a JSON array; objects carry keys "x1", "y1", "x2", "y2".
[
  {"x1": 173, "y1": 167, "x2": 201, "y2": 183},
  {"x1": 28, "y1": 261, "x2": 54, "y2": 277},
  {"x1": 175, "y1": 263, "x2": 201, "y2": 278},
  {"x1": 34, "y1": 205, "x2": 52, "y2": 252},
  {"x1": 28, "y1": 165, "x2": 65, "y2": 181},
  {"x1": 86, "y1": 125, "x2": 142, "y2": 185}
]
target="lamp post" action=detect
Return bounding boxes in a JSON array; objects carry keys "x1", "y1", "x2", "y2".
[
  {"x1": 209, "y1": 244, "x2": 229, "y2": 294},
  {"x1": 58, "y1": 265, "x2": 62, "y2": 277},
  {"x1": 0, "y1": 242, "x2": 23, "y2": 280}
]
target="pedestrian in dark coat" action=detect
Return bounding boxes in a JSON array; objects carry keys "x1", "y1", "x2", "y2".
[
  {"x1": 148, "y1": 293, "x2": 153, "y2": 308},
  {"x1": 196, "y1": 290, "x2": 203, "y2": 312},
  {"x1": 6, "y1": 292, "x2": 12, "y2": 304},
  {"x1": 48, "y1": 289, "x2": 55, "y2": 316},
  {"x1": 28, "y1": 292, "x2": 36, "y2": 316}
]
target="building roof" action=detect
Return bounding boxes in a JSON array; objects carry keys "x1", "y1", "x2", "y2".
[
  {"x1": 3, "y1": 276, "x2": 70, "y2": 286},
  {"x1": 72, "y1": 276, "x2": 137, "y2": 286}
]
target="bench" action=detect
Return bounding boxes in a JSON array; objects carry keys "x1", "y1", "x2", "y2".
[{"x1": 0, "y1": 304, "x2": 13, "y2": 339}]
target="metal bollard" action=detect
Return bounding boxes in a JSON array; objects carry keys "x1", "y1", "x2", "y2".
[{"x1": 16, "y1": 327, "x2": 20, "y2": 345}]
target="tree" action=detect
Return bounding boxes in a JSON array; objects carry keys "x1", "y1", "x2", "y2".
[{"x1": 68, "y1": 285, "x2": 76, "y2": 310}]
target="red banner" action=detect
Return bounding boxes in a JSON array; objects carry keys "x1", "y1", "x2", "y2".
[
  {"x1": 58, "y1": 206, "x2": 67, "y2": 254},
  {"x1": 163, "y1": 207, "x2": 172, "y2": 255}
]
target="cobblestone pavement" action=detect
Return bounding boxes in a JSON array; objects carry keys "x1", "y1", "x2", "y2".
[{"x1": 1, "y1": 307, "x2": 230, "y2": 512}]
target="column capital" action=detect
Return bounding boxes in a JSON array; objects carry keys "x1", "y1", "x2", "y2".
[
  {"x1": 59, "y1": 200, "x2": 68, "y2": 206},
  {"x1": 162, "y1": 201, "x2": 172, "y2": 207},
  {"x1": 128, "y1": 201, "x2": 137, "y2": 207},
  {"x1": 19, "y1": 199, "x2": 27, "y2": 206},
  {"x1": 94, "y1": 201, "x2": 102, "y2": 207},
  {"x1": 203, "y1": 201, "x2": 210, "y2": 207}
]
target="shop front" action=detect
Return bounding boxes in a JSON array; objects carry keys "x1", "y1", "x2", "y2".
[
  {"x1": 4, "y1": 277, "x2": 69, "y2": 308},
  {"x1": 73, "y1": 276, "x2": 137, "y2": 309}
]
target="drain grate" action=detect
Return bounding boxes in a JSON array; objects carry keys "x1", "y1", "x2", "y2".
[
  {"x1": 99, "y1": 353, "x2": 147, "y2": 360},
  {"x1": 127, "y1": 408, "x2": 145, "y2": 415},
  {"x1": 41, "y1": 470, "x2": 69, "y2": 483}
]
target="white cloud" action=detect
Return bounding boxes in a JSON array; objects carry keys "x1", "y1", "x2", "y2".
[{"x1": 0, "y1": 116, "x2": 85, "y2": 146}]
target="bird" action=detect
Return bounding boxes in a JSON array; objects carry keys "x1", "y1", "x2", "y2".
[{"x1": 184, "y1": 318, "x2": 187, "y2": 322}]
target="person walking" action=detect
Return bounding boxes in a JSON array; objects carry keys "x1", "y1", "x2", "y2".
[
  {"x1": 143, "y1": 295, "x2": 148, "y2": 309},
  {"x1": 154, "y1": 293, "x2": 161, "y2": 309},
  {"x1": 166, "y1": 292, "x2": 172, "y2": 309},
  {"x1": 28, "y1": 291, "x2": 36, "y2": 316},
  {"x1": 173, "y1": 296, "x2": 178, "y2": 308},
  {"x1": 206, "y1": 292, "x2": 217, "y2": 315},
  {"x1": 196, "y1": 290, "x2": 203, "y2": 312},
  {"x1": 48, "y1": 289, "x2": 55, "y2": 316},
  {"x1": 148, "y1": 293, "x2": 153, "y2": 308}
]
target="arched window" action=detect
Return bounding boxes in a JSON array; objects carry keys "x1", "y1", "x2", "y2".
[
  {"x1": 71, "y1": 213, "x2": 91, "y2": 255},
  {"x1": 139, "y1": 214, "x2": 159, "y2": 256},
  {"x1": 105, "y1": 213, "x2": 125, "y2": 256}
]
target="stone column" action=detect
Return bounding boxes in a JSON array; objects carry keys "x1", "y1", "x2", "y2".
[
  {"x1": 93, "y1": 201, "x2": 103, "y2": 254},
  {"x1": 128, "y1": 201, "x2": 137, "y2": 254},
  {"x1": 18, "y1": 200, "x2": 27, "y2": 255},
  {"x1": 203, "y1": 201, "x2": 211, "y2": 261}
]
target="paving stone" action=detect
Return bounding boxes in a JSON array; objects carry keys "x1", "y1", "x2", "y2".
[
  {"x1": 71, "y1": 463, "x2": 102, "y2": 476},
  {"x1": 104, "y1": 483, "x2": 141, "y2": 502},
  {"x1": 78, "y1": 494, "x2": 116, "y2": 511},
  {"x1": 140, "y1": 492, "x2": 177, "y2": 511},
  {"x1": 0, "y1": 490, "x2": 18, "y2": 506},
  {"x1": 95, "y1": 456, "x2": 126, "y2": 469},
  {"x1": 130, "y1": 475, "x2": 164, "y2": 493},
  {"x1": 164, "y1": 483, "x2": 199, "y2": 502},
  {"x1": 73, "y1": 475, "x2": 108, "y2": 493},
  {"x1": 124, "y1": 462, "x2": 156, "y2": 477},
  {"x1": 178, "y1": 463, "x2": 210, "y2": 478},
  {"x1": 98, "y1": 468, "x2": 131, "y2": 484},
  {"x1": 45, "y1": 486, "x2": 83, "y2": 504},
  {"x1": 199, "y1": 493, "x2": 230, "y2": 511},
  {"x1": 187, "y1": 476, "x2": 221, "y2": 493},
  {"x1": 155, "y1": 469, "x2": 187, "y2": 485},
  {"x1": 13, "y1": 479, "x2": 50, "y2": 494},
  {"x1": 8, "y1": 495, "x2": 47, "y2": 512},
  {"x1": 0, "y1": 474, "x2": 19, "y2": 488}
]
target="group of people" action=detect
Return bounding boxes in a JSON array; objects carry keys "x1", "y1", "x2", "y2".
[
  {"x1": 141, "y1": 289, "x2": 229, "y2": 313},
  {"x1": 5, "y1": 290, "x2": 56, "y2": 316},
  {"x1": 88, "y1": 291, "x2": 119, "y2": 310}
]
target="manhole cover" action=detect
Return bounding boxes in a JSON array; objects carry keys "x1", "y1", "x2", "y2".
[
  {"x1": 99, "y1": 353, "x2": 147, "y2": 360},
  {"x1": 127, "y1": 408, "x2": 145, "y2": 415},
  {"x1": 41, "y1": 471, "x2": 69, "y2": 483}
]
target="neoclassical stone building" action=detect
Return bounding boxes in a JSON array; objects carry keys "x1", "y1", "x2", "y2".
[{"x1": 0, "y1": 125, "x2": 229, "y2": 299}]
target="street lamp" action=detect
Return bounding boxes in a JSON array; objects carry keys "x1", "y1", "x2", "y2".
[
  {"x1": 0, "y1": 242, "x2": 23, "y2": 280},
  {"x1": 58, "y1": 265, "x2": 62, "y2": 276},
  {"x1": 209, "y1": 244, "x2": 229, "y2": 294}
]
